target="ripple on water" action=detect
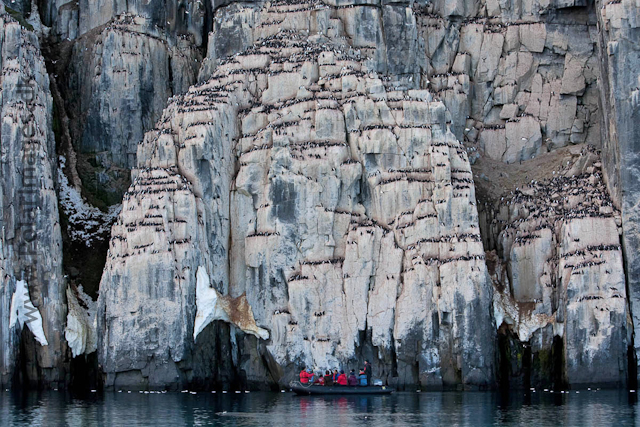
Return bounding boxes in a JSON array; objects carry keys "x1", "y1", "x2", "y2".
[{"x1": 0, "y1": 390, "x2": 638, "y2": 427}]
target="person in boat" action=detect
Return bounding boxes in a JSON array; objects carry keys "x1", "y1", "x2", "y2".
[
  {"x1": 332, "y1": 369, "x2": 339, "y2": 384},
  {"x1": 336, "y1": 370, "x2": 348, "y2": 385},
  {"x1": 348, "y1": 369, "x2": 358, "y2": 386},
  {"x1": 324, "y1": 370, "x2": 333, "y2": 386},
  {"x1": 316, "y1": 372, "x2": 325, "y2": 385},
  {"x1": 300, "y1": 367, "x2": 312, "y2": 384},
  {"x1": 307, "y1": 368, "x2": 316, "y2": 383},
  {"x1": 358, "y1": 369, "x2": 368, "y2": 386},
  {"x1": 364, "y1": 360, "x2": 372, "y2": 385}
]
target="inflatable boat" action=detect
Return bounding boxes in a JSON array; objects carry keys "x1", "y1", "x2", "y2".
[{"x1": 290, "y1": 381, "x2": 394, "y2": 395}]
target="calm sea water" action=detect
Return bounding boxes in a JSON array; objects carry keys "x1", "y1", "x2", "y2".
[{"x1": 0, "y1": 389, "x2": 638, "y2": 426}]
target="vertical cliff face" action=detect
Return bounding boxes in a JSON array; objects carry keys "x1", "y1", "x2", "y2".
[
  {"x1": 44, "y1": 0, "x2": 208, "y2": 304},
  {"x1": 408, "y1": 0, "x2": 630, "y2": 388},
  {"x1": 594, "y1": 0, "x2": 640, "y2": 384},
  {"x1": 61, "y1": 1, "x2": 205, "y2": 203},
  {"x1": 97, "y1": 3, "x2": 495, "y2": 390},
  {"x1": 479, "y1": 147, "x2": 629, "y2": 387},
  {"x1": 93, "y1": 0, "x2": 637, "y2": 390},
  {"x1": 0, "y1": 0, "x2": 637, "y2": 391},
  {"x1": 416, "y1": 1, "x2": 601, "y2": 158},
  {"x1": 0, "y1": 7, "x2": 66, "y2": 387}
]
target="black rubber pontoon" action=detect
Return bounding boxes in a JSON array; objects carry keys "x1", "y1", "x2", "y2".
[{"x1": 290, "y1": 381, "x2": 394, "y2": 395}]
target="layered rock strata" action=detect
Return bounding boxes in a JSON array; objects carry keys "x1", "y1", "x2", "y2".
[
  {"x1": 482, "y1": 146, "x2": 629, "y2": 387},
  {"x1": 595, "y1": 0, "x2": 640, "y2": 383},
  {"x1": 50, "y1": 0, "x2": 208, "y2": 301},
  {"x1": 0, "y1": 0, "x2": 635, "y2": 391},
  {"x1": 0, "y1": 7, "x2": 66, "y2": 387},
  {"x1": 96, "y1": 0, "x2": 637, "y2": 391},
  {"x1": 98, "y1": 21, "x2": 495, "y2": 389},
  {"x1": 414, "y1": 2, "x2": 601, "y2": 163}
]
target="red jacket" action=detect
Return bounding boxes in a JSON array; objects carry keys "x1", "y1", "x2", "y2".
[
  {"x1": 336, "y1": 373, "x2": 347, "y2": 385},
  {"x1": 300, "y1": 370, "x2": 311, "y2": 384}
]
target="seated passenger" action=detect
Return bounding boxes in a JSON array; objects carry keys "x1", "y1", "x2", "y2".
[
  {"x1": 348, "y1": 370, "x2": 358, "y2": 386},
  {"x1": 299, "y1": 367, "x2": 311, "y2": 384},
  {"x1": 358, "y1": 369, "x2": 368, "y2": 386},
  {"x1": 324, "y1": 370, "x2": 333, "y2": 386},
  {"x1": 336, "y1": 370, "x2": 348, "y2": 385}
]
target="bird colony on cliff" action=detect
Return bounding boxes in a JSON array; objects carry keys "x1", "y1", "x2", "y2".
[{"x1": 0, "y1": 0, "x2": 638, "y2": 391}]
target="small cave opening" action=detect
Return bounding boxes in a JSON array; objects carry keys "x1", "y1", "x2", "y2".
[
  {"x1": 550, "y1": 335, "x2": 567, "y2": 391},
  {"x1": 188, "y1": 320, "x2": 239, "y2": 391},
  {"x1": 69, "y1": 353, "x2": 100, "y2": 392},
  {"x1": 497, "y1": 322, "x2": 567, "y2": 391}
]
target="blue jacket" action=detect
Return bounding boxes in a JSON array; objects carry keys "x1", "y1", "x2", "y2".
[{"x1": 359, "y1": 374, "x2": 367, "y2": 386}]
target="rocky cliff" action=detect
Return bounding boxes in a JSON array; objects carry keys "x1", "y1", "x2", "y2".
[
  {"x1": 595, "y1": 0, "x2": 640, "y2": 385},
  {"x1": 0, "y1": 6, "x2": 66, "y2": 387},
  {"x1": 1, "y1": 0, "x2": 639, "y2": 391}
]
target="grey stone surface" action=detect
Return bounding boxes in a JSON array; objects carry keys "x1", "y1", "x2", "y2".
[
  {"x1": 595, "y1": 0, "x2": 640, "y2": 384},
  {"x1": 0, "y1": 6, "x2": 66, "y2": 388},
  {"x1": 0, "y1": 0, "x2": 636, "y2": 391},
  {"x1": 99, "y1": 21, "x2": 495, "y2": 389},
  {"x1": 487, "y1": 148, "x2": 629, "y2": 387}
]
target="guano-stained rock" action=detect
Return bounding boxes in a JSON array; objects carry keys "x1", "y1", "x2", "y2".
[
  {"x1": 0, "y1": 6, "x2": 66, "y2": 388},
  {"x1": 99, "y1": 14, "x2": 495, "y2": 389}
]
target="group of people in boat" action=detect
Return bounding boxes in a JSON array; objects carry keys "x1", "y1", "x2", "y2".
[{"x1": 299, "y1": 360, "x2": 373, "y2": 386}]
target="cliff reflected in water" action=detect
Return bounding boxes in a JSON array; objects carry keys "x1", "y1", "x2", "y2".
[{"x1": 1, "y1": 389, "x2": 639, "y2": 426}]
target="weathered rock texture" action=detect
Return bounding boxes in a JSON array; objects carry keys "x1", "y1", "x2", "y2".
[
  {"x1": 63, "y1": 6, "x2": 204, "y2": 203},
  {"x1": 1, "y1": 0, "x2": 638, "y2": 392},
  {"x1": 481, "y1": 146, "x2": 629, "y2": 388},
  {"x1": 0, "y1": 6, "x2": 67, "y2": 388},
  {"x1": 415, "y1": 2, "x2": 601, "y2": 164},
  {"x1": 98, "y1": 6, "x2": 495, "y2": 389},
  {"x1": 92, "y1": 0, "x2": 640, "y2": 391},
  {"x1": 50, "y1": 0, "x2": 208, "y2": 312},
  {"x1": 595, "y1": 0, "x2": 640, "y2": 384}
]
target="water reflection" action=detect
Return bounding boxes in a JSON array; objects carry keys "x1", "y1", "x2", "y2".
[{"x1": 0, "y1": 389, "x2": 638, "y2": 426}]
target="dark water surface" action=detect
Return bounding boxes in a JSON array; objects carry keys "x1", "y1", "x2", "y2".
[{"x1": 1, "y1": 389, "x2": 638, "y2": 426}]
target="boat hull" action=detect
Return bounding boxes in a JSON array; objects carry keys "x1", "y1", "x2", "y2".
[{"x1": 290, "y1": 382, "x2": 394, "y2": 395}]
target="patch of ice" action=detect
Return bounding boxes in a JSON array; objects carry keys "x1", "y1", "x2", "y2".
[
  {"x1": 65, "y1": 285, "x2": 97, "y2": 357},
  {"x1": 194, "y1": 266, "x2": 269, "y2": 341},
  {"x1": 9, "y1": 280, "x2": 48, "y2": 345}
]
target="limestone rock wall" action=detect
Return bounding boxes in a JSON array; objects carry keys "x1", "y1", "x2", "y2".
[
  {"x1": 416, "y1": 1, "x2": 601, "y2": 164},
  {"x1": 416, "y1": 0, "x2": 632, "y2": 388},
  {"x1": 35, "y1": 0, "x2": 209, "y2": 308},
  {"x1": 0, "y1": 7, "x2": 66, "y2": 387},
  {"x1": 62, "y1": 8, "x2": 204, "y2": 203},
  {"x1": 96, "y1": 0, "x2": 638, "y2": 391},
  {"x1": 0, "y1": 0, "x2": 636, "y2": 391},
  {"x1": 199, "y1": 0, "x2": 424, "y2": 82},
  {"x1": 98, "y1": 167, "x2": 218, "y2": 388},
  {"x1": 595, "y1": 0, "x2": 640, "y2": 383},
  {"x1": 99, "y1": 7, "x2": 495, "y2": 387},
  {"x1": 483, "y1": 147, "x2": 629, "y2": 387}
]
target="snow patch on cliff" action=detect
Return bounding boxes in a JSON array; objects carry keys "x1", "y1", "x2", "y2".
[
  {"x1": 65, "y1": 285, "x2": 97, "y2": 357},
  {"x1": 493, "y1": 289, "x2": 555, "y2": 342},
  {"x1": 57, "y1": 156, "x2": 120, "y2": 247},
  {"x1": 194, "y1": 266, "x2": 269, "y2": 341},
  {"x1": 9, "y1": 280, "x2": 48, "y2": 346}
]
